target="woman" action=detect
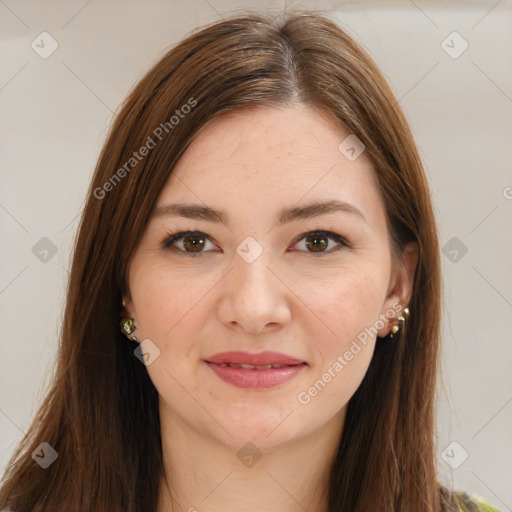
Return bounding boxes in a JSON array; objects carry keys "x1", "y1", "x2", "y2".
[{"x1": 0, "y1": 9, "x2": 499, "y2": 512}]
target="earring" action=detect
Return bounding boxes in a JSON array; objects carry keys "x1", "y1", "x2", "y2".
[
  {"x1": 388, "y1": 307, "x2": 410, "y2": 339},
  {"x1": 120, "y1": 318, "x2": 138, "y2": 342}
]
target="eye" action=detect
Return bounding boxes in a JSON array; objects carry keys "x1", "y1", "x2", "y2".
[
  {"x1": 291, "y1": 230, "x2": 351, "y2": 257},
  {"x1": 160, "y1": 229, "x2": 351, "y2": 257},
  {"x1": 161, "y1": 230, "x2": 216, "y2": 257}
]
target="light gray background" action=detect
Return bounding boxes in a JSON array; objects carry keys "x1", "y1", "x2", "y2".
[{"x1": 1, "y1": 0, "x2": 511, "y2": 509}]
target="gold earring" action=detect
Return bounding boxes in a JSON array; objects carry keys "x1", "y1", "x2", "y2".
[
  {"x1": 120, "y1": 318, "x2": 138, "y2": 341},
  {"x1": 389, "y1": 307, "x2": 409, "y2": 339}
]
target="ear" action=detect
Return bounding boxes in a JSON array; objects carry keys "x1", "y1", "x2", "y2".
[
  {"x1": 377, "y1": 241, "x2": 418, "y2": 337},
  {"x1": 121, "y1": 293, "x2": 136, "y2": 320}
]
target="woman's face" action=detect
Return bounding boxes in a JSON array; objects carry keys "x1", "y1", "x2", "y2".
[{"x1": 123, "y1": 104, "x2": 417, "y2": 450}]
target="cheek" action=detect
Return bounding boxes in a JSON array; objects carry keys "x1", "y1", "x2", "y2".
[
  {"x1": 312, "y1": 267, "x2": 386, "y2": 337},
  {"x1": 130, "y1": 262, "x2": 207, "y2": 342},
  {"x1": 306, "y1": 267, "x2": 386, "y2": 381},
  {"x1": 298, "y1": 284, "x2": 379, "y2": 418}
]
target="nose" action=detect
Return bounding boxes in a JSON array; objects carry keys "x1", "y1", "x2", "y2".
[{"x1": 216, "y1": 251, "x2": 291, "y2": 335}]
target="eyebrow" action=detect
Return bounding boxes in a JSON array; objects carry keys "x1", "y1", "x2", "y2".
[{"x1": 150, "y1": 199, "x2": 366, "y2": 226}]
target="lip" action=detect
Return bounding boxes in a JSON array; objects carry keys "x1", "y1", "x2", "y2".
[
  {"x1": 205, "y1": 361, "x2": 307, "y2": 389},
  {"x1": 204, "y1": 350, "x2": 305, "y2": 366},
  {"x1": 203, "y1": 351, "x2": 308, "y2": 389}
]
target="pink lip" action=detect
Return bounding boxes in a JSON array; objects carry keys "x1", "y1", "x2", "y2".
[
  {"x1": 205, "y1": 361, "x2": 306, "y2": 389},
  {"x1": 203, "y1": 351, "x2": 307, "y2": 389},
  {"x1": 204, "y1": 350, "x2": 305, "y2": 366}
]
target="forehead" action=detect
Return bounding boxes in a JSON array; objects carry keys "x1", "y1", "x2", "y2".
[{"x1": 155, "y1": 105, "x2": 386, "y2": 228}]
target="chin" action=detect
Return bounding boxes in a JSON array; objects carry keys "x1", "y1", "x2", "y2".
[{"x1": 217, "y1": 404, "x2": 304, "y2": 443}]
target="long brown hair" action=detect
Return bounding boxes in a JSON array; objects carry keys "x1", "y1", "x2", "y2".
[{"x1": 1, "y1": 9, "x2": 462, "y2": 512}]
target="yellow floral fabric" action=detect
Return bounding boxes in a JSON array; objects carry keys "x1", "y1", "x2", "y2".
[{"x1": 456, "y1": 491, "x2": 500, "y2": 512}]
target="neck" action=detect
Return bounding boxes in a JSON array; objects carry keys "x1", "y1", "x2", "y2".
[{"x1": 155, "y1": 405, "x2": 345, "y2": 512}]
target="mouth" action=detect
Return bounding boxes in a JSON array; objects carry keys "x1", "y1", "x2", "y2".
[
  {"x1": 211, "y1": 362, "x2": 304, "y2": 370},
  {"x1": 203, "y1": 350, "x2": 307, "y2": 367},
  {"x1": 203, "y1": 351, "x2": 308, "y2": 389}
]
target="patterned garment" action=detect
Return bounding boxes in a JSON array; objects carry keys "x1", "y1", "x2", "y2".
[{"x1": 456, "y1": 491, "x2": 500, "y2": 511}]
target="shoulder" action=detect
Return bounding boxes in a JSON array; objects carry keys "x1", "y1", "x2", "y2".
[{"x1": 454, "y1": 490, "x2": 500, "y2": 512}]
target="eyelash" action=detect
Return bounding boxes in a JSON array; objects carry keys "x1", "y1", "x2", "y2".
[{"x1": 160, "y1": 229, "x2": 352, "y2": 258}]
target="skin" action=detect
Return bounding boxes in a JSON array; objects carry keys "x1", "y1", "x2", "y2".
[{"x1": 122, "y1": 104, "x2": 418, "y2": 512}]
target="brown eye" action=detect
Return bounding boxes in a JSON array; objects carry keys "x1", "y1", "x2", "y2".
[
  {"x1": 181, "y1": 234, "x2": 206, "y2": 252},
  {"x1": 304, "y1": 233, "x2": 329, "y2": 253},
  {"x1": 161, "y1": 231, "x2": 214, "y2": 257},
  {"x1": 161, "y1": 229, "x2": 350, "y2": 258},
  {"x1": 292, "y1": 230, "x2": 350, "y2": 257}
]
